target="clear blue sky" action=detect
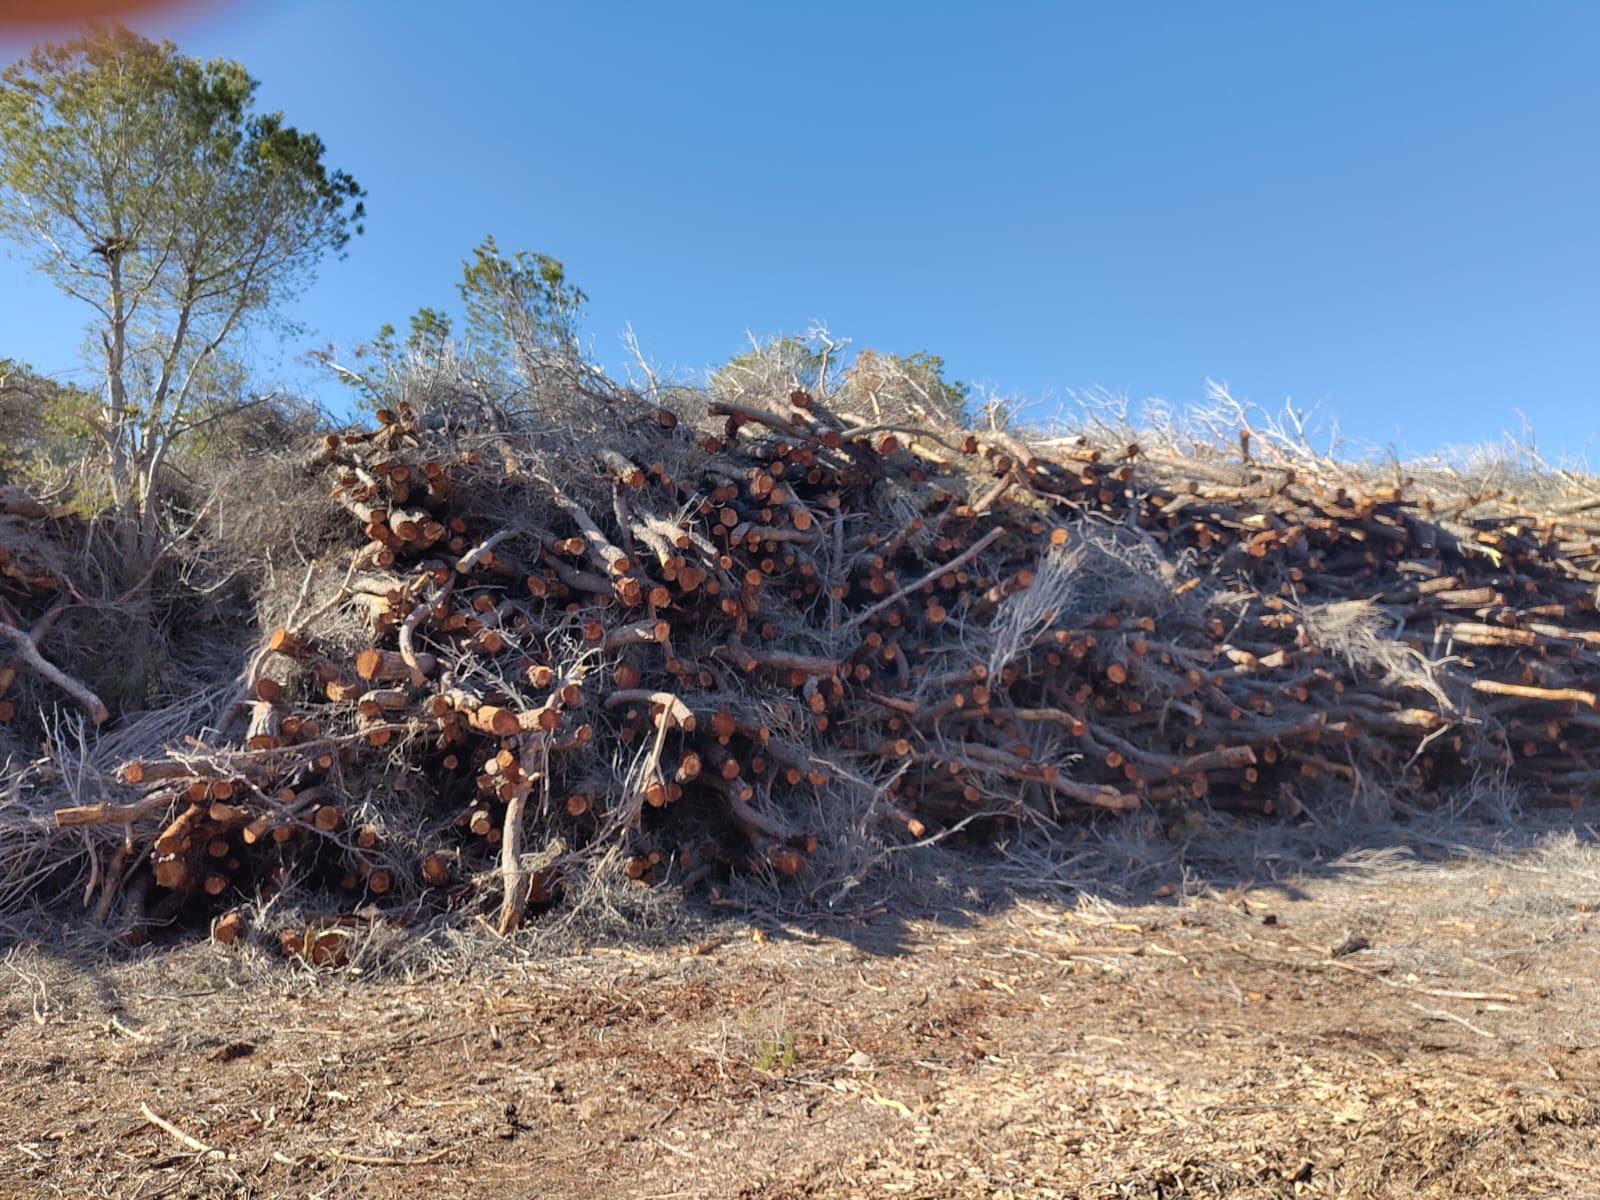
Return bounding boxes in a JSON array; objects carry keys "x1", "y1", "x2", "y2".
[{"x1": 1, "y1": 1, "x2": 1597, "y2": 458}]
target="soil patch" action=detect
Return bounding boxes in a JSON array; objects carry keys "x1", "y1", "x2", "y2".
[{"x1": 5, "y1": 828, "x2": 1600, "y2": 1198}]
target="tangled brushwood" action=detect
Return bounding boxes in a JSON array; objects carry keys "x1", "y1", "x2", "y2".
[{"x1": 6, "y1": 367, "x2": 1600, "y2": 954}]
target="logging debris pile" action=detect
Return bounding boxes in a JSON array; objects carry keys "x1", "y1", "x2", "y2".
[{"x1": 9, "y1": 388, "x2": 1600, "y2": 949}]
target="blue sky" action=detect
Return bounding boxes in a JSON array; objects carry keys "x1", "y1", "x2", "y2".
[{"x1": 1, "y1": 1, "x2": 1597, "y2": 458}]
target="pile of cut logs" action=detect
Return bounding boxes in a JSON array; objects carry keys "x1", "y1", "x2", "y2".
[{"x1": 21, "y1": 394, "x2": 1600, "y2": 936}]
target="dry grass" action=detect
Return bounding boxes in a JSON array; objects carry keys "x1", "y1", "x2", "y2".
[
  {"x1": 9, "y1": 334, "x2": 1600, "y2": 1198},
  {"x1": 4, "y1": 809, "x2": 1600, "y2": 1199}
]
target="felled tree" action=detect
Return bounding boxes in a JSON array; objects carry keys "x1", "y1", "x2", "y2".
[{"x1": 0, "y1": 23, "x2": 365, "y2": 568}]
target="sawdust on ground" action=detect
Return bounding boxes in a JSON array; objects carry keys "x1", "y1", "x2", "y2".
[{"x1": 4, "y1": 830, "x2": 1600, "y2": 1199}]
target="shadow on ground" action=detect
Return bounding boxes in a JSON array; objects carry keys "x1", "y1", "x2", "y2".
[{"x1": 5, "y1": 784, "x2": 1598, "y2": 973}]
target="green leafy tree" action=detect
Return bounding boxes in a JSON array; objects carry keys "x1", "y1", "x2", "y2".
[
  {"x1": 458, "y1": 235, "x2": 585, "y2": 387},
  {"x1": 0, "y1": 23, "x2": 364, "y2": 565},
  {"x1": 367, "y1": 307, "x2": 456, "y2": 367}
]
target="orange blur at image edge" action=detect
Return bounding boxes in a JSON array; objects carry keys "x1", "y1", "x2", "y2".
[{"x1": 0, "y1": 0, "x2": 206, "y2": 27}]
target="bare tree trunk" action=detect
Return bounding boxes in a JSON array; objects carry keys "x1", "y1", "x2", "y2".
[{"x1": 101, "y1": 252, "x2": 145, "y2": 566}]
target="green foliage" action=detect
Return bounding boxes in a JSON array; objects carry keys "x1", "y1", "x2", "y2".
[
  {"x1": 0, "y1": 23, "x2": 364, "y2": 556},
  {"x1": 734, "y1": 1010, "x2": 799, "y2": 1072},
  {"x1": 404, "y1": 307, "x2": 454, "y2": 359},
  {"x1": 0, "y1": 357, "x2": 98, "y2": 485},
  {"x1": 846, "y1": 348, "x2": 972, "y2": 424},
  {"x1": 0, "y1": 23, "x2": 365, "y2": 279},
  {"x1": 899, "y1": 351, "x2": 971, "y2": 411},
  {"x1": 458, "y1": 235, "x2": 585, "y2": 382},
  {"x1": 366, "y1": 308, "x2": 456, "y2": 363},
  {"x1": 752, "y1": 1030, "x2": 798, "y2": 1072},
  {"x1": 311, "y1": 304, "x2": 462, "y2": 416}
]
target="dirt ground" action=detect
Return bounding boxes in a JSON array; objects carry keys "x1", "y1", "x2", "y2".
[{"x1": 5, "y1": 814, "x2": 1600, "y2": 1199}]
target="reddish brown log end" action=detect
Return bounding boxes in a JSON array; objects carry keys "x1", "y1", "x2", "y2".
[{"x1": 212, "y1": 911, "x2": 247, "y2": 946}]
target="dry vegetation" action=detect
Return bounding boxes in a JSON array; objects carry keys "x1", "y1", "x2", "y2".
[
  {"x1": 7, "y1": 341, "x2": 1600, "y2": 1194},
  {"x1": 4, "y1": 811, "x2": 1600, "y2": 1198},
  {"x1": 5, "y1": 344, "x2": 1600, "y2": 955}
]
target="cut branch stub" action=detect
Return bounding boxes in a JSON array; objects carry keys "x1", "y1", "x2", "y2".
[
  {"x1": 469, "y1": 705, "x2": 522, "y2": 736},
  {"x1": 357, "y1": 647, "x2": 438, "y2": 681},
  {"x1": 267, "y1": 628, "x2": 318, "y2": 660}
]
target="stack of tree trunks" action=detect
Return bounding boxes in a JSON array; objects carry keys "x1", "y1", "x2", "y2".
[{"x1": 39, "y1": 396, "x2": 1600, "y2": 936}]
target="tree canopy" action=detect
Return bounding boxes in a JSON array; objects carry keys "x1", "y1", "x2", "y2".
[
  {"x1": 457, "y1": 235, "x2": 585, "y2": 386},
  {"x1": 0, "y1": 23, "x2": 364, "y2": 559}
]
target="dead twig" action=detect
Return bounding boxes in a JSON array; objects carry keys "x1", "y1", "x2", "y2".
[
  {"x1": 1409, "y1": 1001, "x2": 1497, "y2": 1039},
  {"x1": 843, "y1": 527, "x2": 1004, "y2": 633},
  {"x1": 138, "y1": 1103, "x2": 228, "y2": 1159}
]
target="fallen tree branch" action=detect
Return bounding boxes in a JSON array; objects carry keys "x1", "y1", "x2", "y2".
[{"x1": 0, "y1": 602, "x2": 107, "y2": 722}]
